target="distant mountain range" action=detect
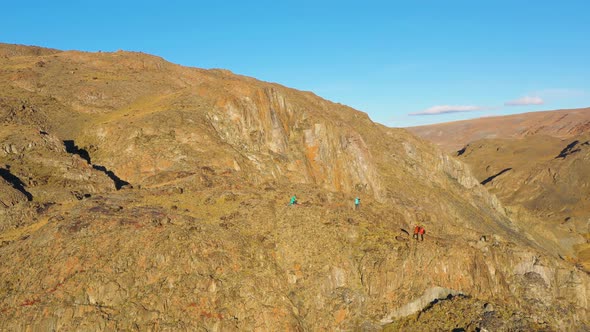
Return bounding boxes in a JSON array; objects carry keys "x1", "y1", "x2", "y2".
[{"x1": 407, "y1": 107, "x2": 590, "y2": 152}]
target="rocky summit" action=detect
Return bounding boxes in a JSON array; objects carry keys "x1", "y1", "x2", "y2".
[{"x1": 1, "y1": 43, "x2": 589, "y2": 331}]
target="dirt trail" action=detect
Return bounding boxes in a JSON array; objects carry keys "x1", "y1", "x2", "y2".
[{"x1": 0, "y1": 217, "x2": 49, "y2": 243}]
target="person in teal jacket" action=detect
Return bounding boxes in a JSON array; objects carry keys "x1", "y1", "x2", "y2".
[
  {"x1": 289, "y1": 195, "x2": 297, "y2": 206},
  {"x1": 354, "y1": 197, "x2": 360, "y2": 210}
]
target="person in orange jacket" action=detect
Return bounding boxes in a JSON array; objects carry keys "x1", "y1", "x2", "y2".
[
  {"x1": 413, "y1": 225, "x2": 426, "y2": 241},
  {"x1": 418, "y1": 226, "x2": 426, "y2": 241},
  {"x1": 413, "y1": 225, "x2": 420, "y2": 240}
]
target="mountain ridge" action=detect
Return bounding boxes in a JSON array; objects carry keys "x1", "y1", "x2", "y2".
[
  {"x1": 408, "y1": 107, "x2": 590, "y2": 152},
  {"x1": 1, "y1": 43, "x2": 589, "y2": 330}
]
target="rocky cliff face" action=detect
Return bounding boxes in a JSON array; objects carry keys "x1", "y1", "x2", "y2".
[
  {"x1": 1, "y1": 43, "x2": 589, "y2": 330},
  {"x1": 205, "y1": 86, "x2": 383, "y2": 196}
]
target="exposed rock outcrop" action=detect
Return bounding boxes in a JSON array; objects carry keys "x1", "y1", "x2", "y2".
[{"x1": 381, "y1": 286, "x2": 465, "y2": 322}]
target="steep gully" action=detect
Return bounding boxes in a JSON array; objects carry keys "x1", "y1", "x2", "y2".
[{"x1": 63, "y1": 140, "x2": 130, "y2": 190}]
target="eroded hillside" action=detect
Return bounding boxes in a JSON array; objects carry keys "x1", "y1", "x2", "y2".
[{"x1": 1, "y1": 43, "x2": 589, "y2": 330}]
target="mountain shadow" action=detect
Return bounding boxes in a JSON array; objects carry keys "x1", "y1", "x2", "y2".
[
  {"x1": 555, "y1": 140, "x2": 582, "y2": 159},
  {"x1": 63, "y1": 140, "x2": 130, "y2": 190},
  {"x1": 457, "y1": 146, "x2": 467, "y2": 156},
  {"x1": 481, "y1": 168, "x2": 512, "y2": 186},
  {"x1": 0, "y1": 166, "x2": 33, "y2": 201},
  {"x1": 91, "y1": 165, "x2": 130, "y2": 190},
  {"x1": 63, "y1": 140, "x2": 91, "y2": 164}
]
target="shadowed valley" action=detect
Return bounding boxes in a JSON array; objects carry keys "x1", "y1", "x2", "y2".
[{"x1": 411, "y1": 109, "x2": 590, "y2": 276}]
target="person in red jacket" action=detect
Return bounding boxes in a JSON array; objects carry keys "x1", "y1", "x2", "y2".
[{"x1": 413, "y1": 225, "x2": 426, "y2": 241}]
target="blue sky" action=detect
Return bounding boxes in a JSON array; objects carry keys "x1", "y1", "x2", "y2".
[{"x1": 2, "y1": 0, "x2": 589, "y2": 127}]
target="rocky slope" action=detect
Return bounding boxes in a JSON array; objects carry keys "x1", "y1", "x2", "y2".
[
  {"x1": 408, "y1": 107, "x2": 590, "y2": 152},
  {"x1": 0, "y1": 177, "x2": 27, "y2": 208},
  {"x1": 1, "y1": 43, "x2": 589, "y2": 330}
]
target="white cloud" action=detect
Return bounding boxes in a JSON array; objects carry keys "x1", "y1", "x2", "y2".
[
  {"x1": 409, "y1": 105, "x2": 484, "y2": 116},
  {"x1": 504, "y1": 96, "x2": 544, "y2": 106}
]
